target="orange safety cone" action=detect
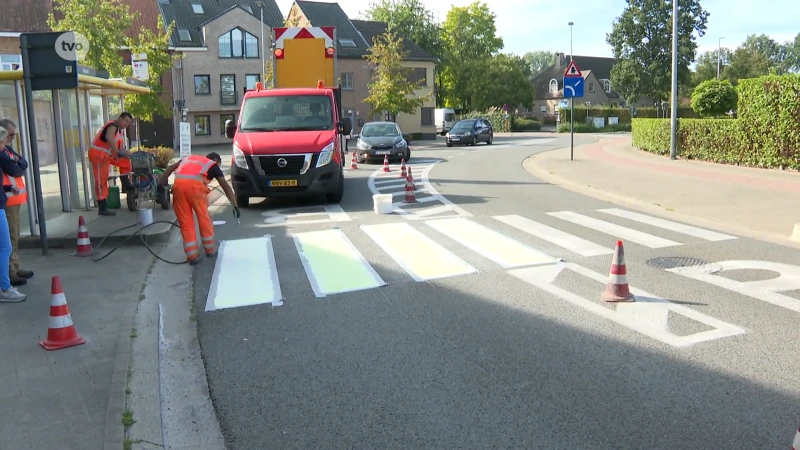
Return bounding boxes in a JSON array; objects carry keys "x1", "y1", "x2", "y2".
[
  {"x1": 407, "y1": 166, "x2": 417, "y2": 189},
  {"x1": 402, "y1": 172, "x2": 417, "y2": 203},
  {"x1": 601, "y1": 240, "x2": 635, "y2": 302},
  {"x1": 792, "y1": 424, "x2": 800, "y2": 449},
  {"x1": 71, "y1": 216, "x2": 93, "y2": 257},
  {"x1": 40, "y1": 276, "x2": 86, "y2": 351},
  {"x1": 381, "y1": 155, "x2": 391, "y2": 172},
  {"x1": 398, "y1": 158, "x2": 407, "y2": 179},
  {"x1": 349, "y1": 150, "x2": 358, "y2": 170}
]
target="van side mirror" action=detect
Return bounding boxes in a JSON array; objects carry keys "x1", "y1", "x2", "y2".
[
  {"x1": 338, "y1": 118, "x2": 352, "y2": 135},
  {"x1": 225, "y1": 120, "x2": 236, "y2": 139}
]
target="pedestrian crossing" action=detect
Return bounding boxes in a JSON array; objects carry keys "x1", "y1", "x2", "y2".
[{"x1": 205, "y1": 208, "x2": 739, "y2": 311}]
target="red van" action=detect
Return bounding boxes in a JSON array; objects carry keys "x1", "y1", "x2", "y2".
[{"x1": 224, "y1": 83, "x2": 352, "y2": 208}]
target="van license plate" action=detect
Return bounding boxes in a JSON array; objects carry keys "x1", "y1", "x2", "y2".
[
  {"x1": 269, "y1": 179, "x2": 298, "y2": 187},
  {"x1": 374, "y1": 150, "x2": 391, "y2": 155}
]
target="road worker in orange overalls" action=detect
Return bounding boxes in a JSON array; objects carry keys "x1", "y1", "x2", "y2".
[
  {"x1": 88, "y1": 112, "x2": 135, "y2": 216},
  {"x1": 159, "y1": 152, "x2": 239, "y2": 265}
]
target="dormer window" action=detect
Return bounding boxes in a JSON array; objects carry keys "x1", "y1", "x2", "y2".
[
  {"x1": 191, "y1": 3, "x2": 204, "y2": 13},
  {"x1": 338, "y1": 39, "x2": 357, "y2": 48},
  {"x1": 548, "y1": 79, "x2": 558, "y2": 94},
  {"x1": 219, "y1": 27, "x2": 259, "y2": 58},
  {"x1": 243, "y1": 4, "x2": 252, "y2": 13},
  {"x1": 602, "y1": 79, "x2": 612, "y2": 93},
  {"x1": 178, "y1": 29, "x2": 192, "y2": 41}
]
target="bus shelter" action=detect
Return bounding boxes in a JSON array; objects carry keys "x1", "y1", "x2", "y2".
[{"x1": 0, "y1": 70, "x2": 149, "y2": 244}]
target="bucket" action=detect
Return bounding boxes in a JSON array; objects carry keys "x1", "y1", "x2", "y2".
[
  {"x1": 138, "y1": 208, "x2": 154, "y2": 226},
  {"x1": 373, "y1": 194, "x2": 393, "y2": 214},
  {"x1": 107, "y1": 186, "x2": 121, "y2": 209}
]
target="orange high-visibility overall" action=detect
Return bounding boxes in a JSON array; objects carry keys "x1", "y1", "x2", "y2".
[
  {"x1": 88, "y1": 120, "x2": 132, "y2": 200},
  {"x1": 172, "y1": 155, "x2": 217, "y2": 261},
  {"x1": 2, "y1": 148, "x2": 27, "y2": 208}
]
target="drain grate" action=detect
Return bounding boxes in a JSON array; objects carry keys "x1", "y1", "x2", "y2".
[{"x1": 646, "y1": 256, "x2": 720, "y2": 273}]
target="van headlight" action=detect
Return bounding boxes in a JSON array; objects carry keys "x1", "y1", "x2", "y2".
[
  {"x1": 232, "y1": 143, "x2": 248, "y2": 169},
  {"x1": 316, "y1": 142, "x2": 335, "y2": 167}
]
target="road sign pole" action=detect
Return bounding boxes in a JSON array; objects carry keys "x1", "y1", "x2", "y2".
[{"x1": 570, "y1": 97, "x2": 574, "y2": 161}]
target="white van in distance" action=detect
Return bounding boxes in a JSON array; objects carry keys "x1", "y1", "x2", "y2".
[{"x1": 435, "y1": 108, "x2": 456, "y2": 135}]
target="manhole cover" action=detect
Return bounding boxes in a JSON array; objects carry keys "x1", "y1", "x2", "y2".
[{"x1": 646, "y1": 257, "x2": 721, "y2": 274}]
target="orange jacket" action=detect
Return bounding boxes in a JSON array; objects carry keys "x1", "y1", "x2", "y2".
[
  {"x1": 3, "y1": 147, "x2": 26, "y2": 207},
  {"x1": 175, "y1": 155, "x2": 216, "y2": 185},
  {"x1": 89, "y1": 120, "x2": 125, "y2": 156}
]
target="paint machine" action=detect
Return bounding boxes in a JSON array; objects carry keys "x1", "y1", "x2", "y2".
[{"x1": 126, "y1": 151, "x2": 171, "y2": 213}]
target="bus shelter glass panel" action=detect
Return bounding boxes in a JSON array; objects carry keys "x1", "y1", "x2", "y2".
[{"x1": 57, "y1": 89, "x2": 89, "y2": 210}]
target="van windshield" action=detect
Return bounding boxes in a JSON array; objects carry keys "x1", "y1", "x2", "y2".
[
  {"x1": 444, "y1": 113, "x2": 456, "y2": 121},
  {"x1": 240, "y1": 95, "x2": 334, "y2": 131}
]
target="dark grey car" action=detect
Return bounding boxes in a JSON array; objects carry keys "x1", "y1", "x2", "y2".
[
  {"x1": 355, "y1": 122, "x2": 410, "y2": 163},
  {"x1": 445, "y1": 118, "x2": 493, "y2": 147}
]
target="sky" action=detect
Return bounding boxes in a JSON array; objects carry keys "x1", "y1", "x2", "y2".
[{"x1": 276, "y1": 0, "x2": 799, "y2": 58}]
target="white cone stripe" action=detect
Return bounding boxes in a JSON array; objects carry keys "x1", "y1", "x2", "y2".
[
  {"x1": 77, "y1": 238, "x2": 91, "y2": 245},
  {"x1": 793, "y1": 427, "x2": 800, "y2": 448},
  {"x1": 50, "y1": 292, "x2": 67, "y2": 306},
  {"x1": 49, "y1": 314, "x2": 74, "y2": 329},
  {"x1": 607, "y1": 274, "x2": 628, "y2": 285}
]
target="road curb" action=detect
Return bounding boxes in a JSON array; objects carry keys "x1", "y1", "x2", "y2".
[{"x1": 523, "y1": 145, "x2": 800, "y2": 250}]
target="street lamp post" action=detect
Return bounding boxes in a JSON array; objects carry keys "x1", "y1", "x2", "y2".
[
  {"x1": 568, "y1": 21, "x2": 574, "y2": 160},
  {"x1": 257, "y1": 1, "x2": 265, "y2": 83},
  {"x1": 717, "y1": 37, "x2": 724, "y2": 79},
  {"x1": 669, "y1": 0, "x2": 678, "y2": 160}
]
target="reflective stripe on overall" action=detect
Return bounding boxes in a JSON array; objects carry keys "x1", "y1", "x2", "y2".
[
  {"x1": 2, "y1": 148, "x2": 26, "y2": 207},
  {"x1": 174, "y1": 155, "x2": 216, "y2": 257}
]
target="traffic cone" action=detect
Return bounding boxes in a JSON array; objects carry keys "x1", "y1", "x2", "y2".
[
  {"x1": 381, "y1": 155, "x2": 391, "y2": 172},
  {"x1": 71, "y1": 216, "x2": 93, "y2": 257},
  {"x1": 601, "y1": 240, "x2": 635, "y2": 302},
  {"x1": 349, "y1": 151, "x2": 358, "y2": 170},
  {"x1": 398, "y1": 158, "x2": 407, "y2": 179},
  {"x1": 792, "y1": 424, "x2": 800, "y2": 449},
  {"x1": 40, "y1": 276, "x2": 86, "y2": 351},
  {"x1": 407, "y1": 166, "x2": 417, "y2": 189},
  {"x1": 402, "y1": 173, "x2": 417, "y2": 203}
]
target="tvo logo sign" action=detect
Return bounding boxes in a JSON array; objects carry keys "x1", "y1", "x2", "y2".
[{"x1": 55, "y1": 32, "x2": 90, "y2": 62}]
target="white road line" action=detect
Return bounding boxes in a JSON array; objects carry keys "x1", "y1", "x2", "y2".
[
  {"x1": 547, "y1": 211, "x2": 681, "y2": 248},
  {"x1": 425, "y1": 217, "x2": 558, "y2": 269},
  {"x1": 361, "y1": 223, "x2": 477, "y2": 281},
  {"x1": 597, "y1": 208, "x2": 737, "y2": 241},
  {"x1": 205, "y1": 237, "x2": 283, "y2": 311},
  {"x1": 411, "y1": 205, "x2": 459, "y2": 218},
  {"x1": 374, "y1": 178, "x2": 407, "y2": 186},
  {"x1": 293, "y1": 229, "x2": 386, "y2": 298},
  {"x1": 493, "y1": 215, "x2": 614, "y2": 257}
]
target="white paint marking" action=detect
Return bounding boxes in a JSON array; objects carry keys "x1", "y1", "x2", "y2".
[
  {"x1": 509, "y1": 262, "x2": 745, "y2": 347},
  {"x1": 293, "y1": 229, "x2": 386, "y2": 298},
  {"x1": 493, "y1": 215, "x2": 614, "y2": 257},
  {"x1": 374, "y1": 178, "x2": 407, "y2": 186},
  {"x1": 205, "y1": 237, "x2": 283, "y2": 311},
  {"x1": 669, "y1": 260, "x2": 800, "y2": 314},
  {"x1": 547, "y1": 211, "x2": 681, "y2": 248},
  {"x1": 598, "y1": 208, "x2": 737, "y2": 241},
  {"x1": 361, "y1": 223, "x2": 477, "y2": 281},
  {"x1": 261, "y1": 205, "x2": 352, "y2": 227},
  {"x1": 411, "y1": 205, "x2": 458, "y2": 218},
  {"x1": 426, "y1": 217, "x2": 558, "y2": 269}
]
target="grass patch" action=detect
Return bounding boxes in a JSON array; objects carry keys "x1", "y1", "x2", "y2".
[
  {"x1": 122, "y1": 408, "x2": 135, "y2": 428},
  {"x1": 130, "y1": 327, "x2": 137, "y2": 339}
]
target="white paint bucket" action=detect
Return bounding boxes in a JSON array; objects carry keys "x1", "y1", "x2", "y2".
[
  {"x1": 138, "y1": 208, "x2": 154, "y2": 226},
  {"x1": 373, "y1": 194, "x2": 393, "y2": 214}
]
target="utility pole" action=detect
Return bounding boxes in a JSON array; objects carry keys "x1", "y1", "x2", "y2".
[
  {"x1": 257, "y1": 1, "x2": 265, "y2": 83},
  {"x1": 569, "y1": 21, "x2": 574, "y2": 161},
  {"x1": 717, "y1": 37, "x2": 724, "y2": 79},
  {"x1": 669, "y1": 0, "x2": 678, "y2": 160}
]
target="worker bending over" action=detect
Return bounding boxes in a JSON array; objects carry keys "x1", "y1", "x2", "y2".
[
  {"x1": 88, "y1": 112, "x2": 134, "y2": 216},
  {"x1": 160, "y1": 152, "x2": 239, "y2": 265}
]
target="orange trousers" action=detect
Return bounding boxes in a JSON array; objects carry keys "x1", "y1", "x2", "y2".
[
  {"x1": 172, "y1": 180, "x2": 214, "y2": 261},
  {"x1": 88, "y1": 149, "x2": 132, "y2": 200}
]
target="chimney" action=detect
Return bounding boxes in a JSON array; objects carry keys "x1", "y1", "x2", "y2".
[{"x1": 554, "y1": 52, "x2": 561, "y2": 66}]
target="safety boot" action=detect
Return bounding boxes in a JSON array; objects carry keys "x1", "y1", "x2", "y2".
[{"x1": 98, "y1": 199, "x2": 116, "y2": 216}]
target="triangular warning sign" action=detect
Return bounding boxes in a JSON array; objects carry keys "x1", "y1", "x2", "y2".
[{"x1": 564, "y1": 61, "x2": 582, "y2": 77}]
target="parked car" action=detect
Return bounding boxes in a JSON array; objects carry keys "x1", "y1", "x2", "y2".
[
  {"x1": 445, "y1": 118, "x2": 493, "y2": 147},
  {"x1": 355, "y1": 122, "x2": 410, "y2": 163}
]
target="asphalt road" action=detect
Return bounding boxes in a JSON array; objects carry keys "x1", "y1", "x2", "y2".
[{"x1": 192, "y1": 134, "x2": 800, "y2": 449}]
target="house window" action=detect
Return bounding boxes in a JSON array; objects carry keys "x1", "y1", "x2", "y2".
[
  {"x1": 341, "y1": 72, "x2": 354, "y2": 90},
  {"x1": 420, "y1": 107, "x2": 434, "y2": 126},
  {"x1": 178, "y1": 29, "x2": 192, "y2": 42},
  {"x1": 602, "y1": 79, "x2": 612, "y2": 93},
  {"x1": 338, "y1": 39, "x2": 357, "y2": 48},
  {"x1": 539, "y1": 105, "x2": 547, "y2": 113},
  {"x1": 191, "y1": 3, "x2": 204, "y2": 13},
  {"x1": 219, "y1": 28, "x2": 258, "y2": 58},
  {"x1": 245, "y1": 74, "x2": 260, "y2": 90},
  {"x1": 588, "y1": 82, "x2": 595, "y2": 92},
  {"x1": 194, "y1": 75, "x2": 210, "y2": 95},
  {"x1": 242, "y1": 4, "x2": 252, "y2": 13},
  {"x1": 220, "y1": 114, "x2": 235, "y2": 135},
  {"x1": 549, "y1": 79, "x2": 558, "y2": 94},
  {"x1": 0, "y1": 54, "x2": 22, "y2": 71},
  {"x1": 194, "y1": 115, "x2": 211, "y2": 136},
  {"x1": 220, "y1": 75, "x2": 237, "y2": 105},
  {"x1": 407, "y1": 68, "x2": 427, "y2": 87}
]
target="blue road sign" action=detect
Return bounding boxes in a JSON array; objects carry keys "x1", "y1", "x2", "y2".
[{"x1": 563, "y1": 76, "x2": 584, "y2": 98}]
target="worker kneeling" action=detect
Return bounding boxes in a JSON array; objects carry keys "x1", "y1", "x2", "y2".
[{"x1": 160, "y1": 152, "x2": 239, "y2": 265}]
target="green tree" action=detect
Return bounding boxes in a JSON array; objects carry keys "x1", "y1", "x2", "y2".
[
  {"x1": 606, "y1": 0, "x2": 709, "y2": 104},
  {"x1": 465, "y1": 54, "x2": 533, "y2": 110},
  {"x1": 690, "y1": 79, "x2": 737, "y2": 117},
  {"x1": 741, "y1": 34, "x2": 786, "y2": 71},
  {"x1": 122, "y1": 19, "x2": 176, "y2": 121},
  {"x1": 506, "y1": 53, "x2": 533, "y2": 80},
  {"x1": 726, "y1": 46, "x2": 772, "y2": 84},
  {"x1": 440, "y1": 1, "x2": 504, "y2": 109},
  {"x1": 363, "y1": 31, "x2": 431, "y2": 119},
  {"x1": 521, "y1": 51, "x2": 556, "y2": 80}
]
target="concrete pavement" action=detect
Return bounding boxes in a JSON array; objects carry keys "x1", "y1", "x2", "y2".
[
  {"x1": 191, "y1": 135, "x2": 800, "y2": 448},
  {"x1": 525, "y1": 135, "x2": 800, "y2": 244}
]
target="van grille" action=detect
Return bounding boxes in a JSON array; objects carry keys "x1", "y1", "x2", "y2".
[{"x1": 257, "y1": 155, "x2": 308, "y2": 176}]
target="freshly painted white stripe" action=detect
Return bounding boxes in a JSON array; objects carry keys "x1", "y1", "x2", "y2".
[
  {"x1": 426, "y1": 218, "x2": 557, "y2": 269},
  {"x1": 293, "y1": 229, "x2": 386, "y2": 297},
  {"x1": 205, "y1": 237, "x2": 283, "y2": 311},
  {"x1": 325, "y1": 205, "x2": 350, "y2": 222},
  {"x1": 547, "y1": 211, "x2": 680, "y2": 248},
  {"x1": 361, "y1": 223, "x2": 477, "y2": 281},
  {"x1": 49, "y1": 315, "x2": 74, "y2": 329},
  {"x1": 597, "y1": 208, "x2": 737, "y2": 241},
  {"x1": 50, "y1": 293, "x2": 67, "y2": 306},
  {"x1": 411, "y1": 205, "x2": 456, "y2": 218},
  {"x1": 493, "y1": 215, "x2": 613, "y2": 257}
]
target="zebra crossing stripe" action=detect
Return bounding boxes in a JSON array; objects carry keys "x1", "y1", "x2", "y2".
[
  {"x1": 597, "y1": 208, "x2": 737, "y2": 241},
  {"x1": 547, "y1": 211, "x2": 681, "y2": 248},
  {"x1": 493, "y1": 215, "x2": 614, "y2": 257},
  {"x1": 205, "y1": 236, "x2": 283, "y2": 311}
]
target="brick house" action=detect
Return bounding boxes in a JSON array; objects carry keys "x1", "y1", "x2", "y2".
[
  {"x1": 287, "y1": 0, "x2": 438, "y2": 139},
  {"x1": 530, "y1": 53, "x2": 653, "y2": 123},
  {"x1": 157, "y1": 0, "x2": 284, "y2": 146}
]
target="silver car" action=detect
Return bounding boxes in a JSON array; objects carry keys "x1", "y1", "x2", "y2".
[{"x1": 355, "y1": 122, "x2": 410, "y2": 163}]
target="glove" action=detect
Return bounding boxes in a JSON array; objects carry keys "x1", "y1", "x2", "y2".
[
  {"x1": 233, "y1": 207, "x2": 241, "y2": 219},
  {"x1": 117, "y1": 149, "x2": 131, "y2": 158}
]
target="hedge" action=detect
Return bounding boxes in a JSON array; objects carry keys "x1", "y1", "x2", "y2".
[
  {"x1": 558, "y1": 123, "x2": 631, "y2": 133},
  {"x1": 559, "y1": 106, "x2": 699, "y2": 124},
  {"x1": 512, "y1": 118, "x2": 541, "y2": 131},
  {"x1": 457, "y1": 110, "x2": 510, "y2": 132}
]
